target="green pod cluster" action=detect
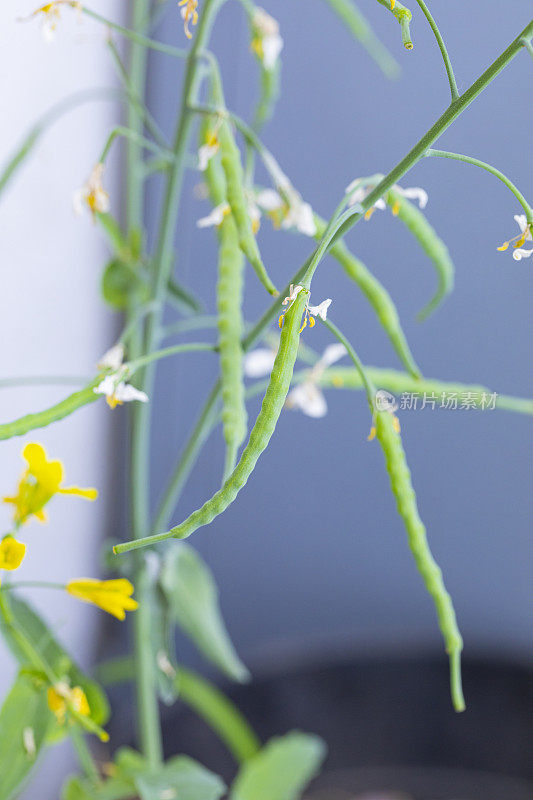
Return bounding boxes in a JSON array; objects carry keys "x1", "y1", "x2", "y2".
[
  {"x1": 114, "y1": 289, "x2": 308, "y2": 554},
  {"x1": 374, "y1": 410, "x2": 464, "y2": 711},
  {"x1": 386, "y1": 188, "x2": 454, "y2": 320},
  {"x1": 203, "y1": 139, "x2": 248, "y2": 479},
  {"x1": 218, "y1": 120, "x2": 278, "y2": 296},
  {"x1": 314, "y1": 214, "x2": 420, "y2": 378},
  {"x1": 0, "y1": 380, "x2": 100, "y2": 441}
]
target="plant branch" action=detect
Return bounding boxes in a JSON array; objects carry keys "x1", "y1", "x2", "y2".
[{"x1": 414, "y1": 0, "x2": 459, "y2": 100}]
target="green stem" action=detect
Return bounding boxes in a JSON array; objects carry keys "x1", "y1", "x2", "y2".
[
  {"x1": 426, "y1": 148, "x2": 533, "y2": 224},
  {"x1": 99, "y1": 126, "x2": 171, "y2": 165},
  {"x1": 126, "y1": 0, "x2": 164, "y2": 768},
  {"x1": 80, "y1": 6, "x2": 187, "y2": 59},
  {"x1": 70, "y1": 726, "x2": 101, "y2": 784},
  {"x1": 0, "y1": 581, "x2": 65, "y2": 591},
  {"x1": 127, "y1": 342, "x2": 216, "y2": 374},
  {"x1": 414, "y1": 0, "x2": 459, "y2": 100},
  {"x1": 0, "y1": 376, "x2": 87, "y2": 389},
  {"x1": 308, "y1": 18, "x2": 533, "y2": 279}
]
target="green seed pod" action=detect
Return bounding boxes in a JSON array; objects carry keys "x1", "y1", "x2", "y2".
[
  {"x1": 0, "y1": 381, "x2": 100, "y2": 441},
  {"x1": 202, "y1": 128, "x2": 248, "y2": 479},
  {"x1": 114, "y1": 289, "x2": 308, "y2": 554},
  {"x1": 375, "y1": 409, "x2": 464, "y2": 711},
  {"x1": 218, "y1": 120, "x2": 278, "y2": 296},
  {"x1": 314, "y1": 214, "x2": 421, "y2": 378},
  {"x1": 386, "y1": 187, "x2": 454, "y2": 320}
]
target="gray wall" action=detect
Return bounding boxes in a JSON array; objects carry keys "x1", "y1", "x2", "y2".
[{"x1": 149, "y1": 1, "x2": 533, "y2": 672}]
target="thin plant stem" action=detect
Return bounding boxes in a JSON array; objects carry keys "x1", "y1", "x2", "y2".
[
  {"x1": 426, "y1": 148, "x2": 533, "y2": 224},
  {"x1": 0, "y1": 376, "x2": 88, "y2": 389},
  {"x1": 80, "y1": 6, "x2": 187, "y2": 59},
  {"x1": 0, "y1": 581, "x2": 65, "y2": 591},
  {"x1": 126, "y1": 0, "x2": 164, "y2": 769},
  {"x1": 414, "y1": 0, "x2": 459, "y2": 100},
  {"x1": 127, "y1": 342, "x2": 216, "y2": 374},
  {"x1": 99, "y1": 126, "x2": 171, "y2": 165},
  {"x1": 70, "y1": 726, "x2": 101, "y2": 785}
]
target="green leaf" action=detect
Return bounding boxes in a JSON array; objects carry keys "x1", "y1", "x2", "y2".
[
  {"x1": 62, "y1": 774, "x2": 134, "y2": 800},
  {"x1": 0, "y1": 673, "x2": 52, "y2": 800},
  {"x1": 147, "y1": 581, "x2": 180, "y2": 706},
  {"x1": 230, "y1": 731, "x2": 326, "y2": 800},
  {"x1": 115, "y1": 748, "x2": 226, "y2": 800},
  {"x1": 101, "y1": 258, "x2": 149, "y2": 310},
  {"x1": 160, "y1": 544, "x2": 250, "y2": 683},
  {"x1": 0, "y1": 595, "x2": 110, "y2": 737}
]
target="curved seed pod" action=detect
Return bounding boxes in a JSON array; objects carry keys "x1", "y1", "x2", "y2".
[
  {"x1": 0, "y1": 380, "x2": 100, "y2": 441},
  {"x1": 114, "y1": 289, "x2": 308, "y2": 554},
  {"x1": 254, "y1": 64, "x2": 281, "y2": 131},
  {"x1": 375, "y1": 409, "x2": 464, "y2": 711},
  {"x1": 386, "y1": 188, "x2": 454, "y2": 320},
  {"x1": 203, "y1": 139, "x2": 248, "y2": 478},
  {"x1": 218, "y1": 120, "x2": 278, "y2": 296},
  {"x1": 314, "y1": 215, "x2": 420, "y2": 378}
]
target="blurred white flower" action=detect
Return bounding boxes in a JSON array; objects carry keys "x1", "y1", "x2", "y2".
[
  {"x1": 196, "y1": 203, "x2": 229, "y2": 228},
  {"x1": 73, "y1": 163, "x2": 110, "y2": 218},
  {"x1": 255, "y1": 188, "x2": 317, "y2": 237},
  {"x1": 251, "y1": 8, "x2": 283, "y2": 70},
  {"x1": 346, "y1": 177, "x2": 428, "y2": 219},
  {"x1": 94, "y1": 344, "x2": 148, "y2": 409},
  {"x1": 243, "y1": 347, "x2": 276, "y2": 378},
  {"x1": 286, "y1": 343, "x2": 347, "y2": 418}
]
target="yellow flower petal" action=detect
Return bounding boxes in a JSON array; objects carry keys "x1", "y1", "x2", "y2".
[
  {"x1": 66, "y1": 578, "x2": 138, "y2": 620},
  {"x1": 58, "y1": 486, "x2": 98, "y2": 500},
  {"x1": 0, "y1": 536, "x2": 26, "y2": 571}
]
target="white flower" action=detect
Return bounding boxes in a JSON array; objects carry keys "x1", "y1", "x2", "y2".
[
  {"x1": 243, "y1": 347, "x2": 277, "y2": 378},
  {"x1": 255, "y1": 188, "x2": 317, "y2": 237},
  {"x1": 286, "y1": 343, "x2": 347, "y2": 418},
  {"x1": 198, "y1": 142, "x2": 219, "y2": 172},
  {"x1": 94, "y1": 376, "x2": 148, "y2": 410},
  {"x1": 251, "y1": 8, "x2": 283, "y2": 71},
  {"x1": 345, "y1": 177, "x2": 428, "y2": 219},
  {"x1": 308, "y1": 299, "x2": 331, "y2": 321},
  {"x1": 97, "y1": 343, "x2": 125, "y2": 372},
  {"x1": 179, "y1": 0, "x2": 198, "y2": 39},
  {"x1": 20, "y1": 1, "x2": 81, "y2": 43},
  {"x1": 197, "y1": 203, "x2": 229, "y2": 228},
  {"x1": 281, "y1": 284, "x2": 304, "y2": 307},
  {"x1": 498, "y1": 214, "x2": 533, "y2": 260},
  {"x1": 73, "y1": 163, "x2": 110, "y2": 218},
  {"x1": 94, "y1": 344, "x2": 148, "y2": 409}
]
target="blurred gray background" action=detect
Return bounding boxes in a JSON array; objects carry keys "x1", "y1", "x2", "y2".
[{"x1": 146, "y1": 0, "x2": 533, "y2": 674}]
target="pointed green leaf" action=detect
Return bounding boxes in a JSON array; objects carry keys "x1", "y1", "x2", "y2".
[
  {"x1": 115, "y1": 748, "x2": 226, "y2": 800},
  {"x1": 0, "y1": 673, "x2": 52, "y2": 800},
  {"x1": 230, "y1": 731, "x2": 326, "y2": 800},
  {"x1": 160, "y1": 544, "x2": 249, "y2": 683}
]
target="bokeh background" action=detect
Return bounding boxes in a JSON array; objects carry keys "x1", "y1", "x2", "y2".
[{"x1": 1, "y1": 0, "x2": 532, "y2": 796}]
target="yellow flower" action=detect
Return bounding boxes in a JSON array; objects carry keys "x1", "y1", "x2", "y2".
[
  {"x1": 66, "y1": 578, "x2": 138, "y2": 620},
  {"x1": 47, "y1": 682, "x2": 90, "y2": 724},
  {"x1": 0, "y1": 535, "x2": 26, "y2": 571},
  {"x1": 3, "y1": 443, "x2": 97, "y2": 525},
  {"x1": 178, "y1": 0, "x2": 198, "y2": 39}
]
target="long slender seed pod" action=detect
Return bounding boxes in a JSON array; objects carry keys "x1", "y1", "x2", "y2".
[
  {"x1": 375, "y1": 410, "x2": 464, "y2": 711},
  {"x1": 314, "y1": 214, "x2": 421, "y2": 378},
  {"x1": 203, "y1": 127, "x2": 248, "y2": 479},
  {"x1": 254, "y1": 63, "x2": 281, "y2": 131},
  {"x1": 114, "y1": 289, "x2": 308, "y2": 554},
  {"x1": 386, "y1": 187, "x2": 454, "y2": 320},
  {"x1": 0, "y1": 380, "x2": 100, "y2": 441},
  {"x1": 323, "y1": 317, "x2": 464, "y2": 712},
  {"x1": 218, "y1": 121, "x2": 278, "y2": 296},
  {"x1": 323, "y1": 0, "x2": 400, "y2": 78}
]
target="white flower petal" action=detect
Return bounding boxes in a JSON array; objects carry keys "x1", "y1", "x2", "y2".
[
  {"x1": 262, "y1": 33, "x2": 283, "y2": 70},
  {"x1": 252, "y1": 7, "x2": 280, "y2": 37},
  {"x1": 93, "y1": 375, "x2": 117, "y2": 397},
  {"x1": 287, "y1": 382, "x2": 328, "y2": 418},
  {"x1": 98, "y1": 343, "x2": 125, "y2": 372},
  {"x1": 374, "y1": 198, "x2": 386, "y2": 210},
  {"x1": 282, "y1": 284, "x2": 304, "y2": 306},
  {"x1": 197, "y1": 203, "x2": 228, "y2": 228},
  {"x1": 294, "y1": 202, "x2": 316, "y2": 237},
  {"x1": 513, "y1": 214, "x2": 532, "y2": 240},
  {"x1": 320, "y1": 343, "x2": 347, "y2": 368},
  {"x1": 397, "y1": 186, "x2": 428, "y2": 209},
  {"x1": 256, "y1": 188, "x2": 283, "y2": 212},
  {"x1": 114, "y1": 383, "x2": 149, "y2": 403},
  {"x1": 512, "y1": 247, "x2": 533, "y2": 261},
  {"x1": 198, "y1": 143, "x2": 218, "y2": 172},
  {"x1": 243, "y1": 348, "x2": 276, "y2": 377},
  {"x1": 308, "y1": 298, "x2": 332, "y2": 321}
]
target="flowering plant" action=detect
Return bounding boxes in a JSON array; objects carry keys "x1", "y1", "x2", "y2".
[{"x1": 0, "y1": 1, "x2": 532, "y2": 797}]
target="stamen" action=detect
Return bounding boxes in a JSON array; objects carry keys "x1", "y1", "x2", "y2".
[
  {"x1": 392, "y1": 200, "x2": 401, "y2": 216},
  {"x1": 278, "y1": 314, "x2": 284, "y2": 329},
  {"x1": 367, "y1": 426, "x2": 377, "y2": 442},
  {"x1": 391, "y1": 0, "x2": 396, "y2": 9},
  {"x1": 309, "y1": 316, "x2": 316, "y2": 328},
  {"x1": 364, "y1": 207, "x2": 376, "y2": 221}
]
